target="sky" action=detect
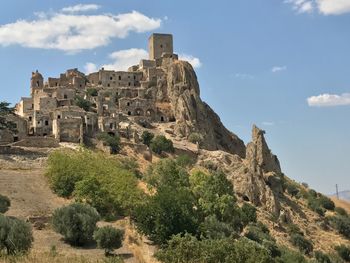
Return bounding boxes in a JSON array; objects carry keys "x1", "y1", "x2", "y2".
[{"x1": 0, "y1": 0, "x2": 349, "y2": 195}]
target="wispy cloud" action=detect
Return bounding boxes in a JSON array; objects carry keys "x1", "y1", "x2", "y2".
[
  {"x1": 233, "y1": 73, "x2": 255, "y2": 80},
  {"x1": 61, "y1": 4, "x2": 100, "y2": 13},
  {"x1": 271, "y1": 66, "x2": 287, "y2": 73},
  {"x1": 179, "y1": 54, "x2": 202, "y2": 68},
  {"x1": 84, "y1": 49, "x2": 202, "y2": 73},
  {"x1": 286, "y1": 0, "x2": 350, "y2": 15},
  {"x1": 262, "y1": 121, "x2": 275, "y2": 126},
  {"x1": 285, "y1": 0, "x2": 314, "y2": 13},
  {"x1": 0, "y1": 9, "x2": 161, "y2": 52},
  {"x1": 307, "y1": 93, "x2": 350, "y2": 107}
]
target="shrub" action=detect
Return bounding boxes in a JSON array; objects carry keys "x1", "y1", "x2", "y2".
[
  {"x1": 52, "y1": 203, "x2": 100, "y2": 246},
  {"x1": 176, "y1": 154, "x2": 196, "y2": 168},
  {"x1": 244, "y1": 223, "x2": 273, "y2": 244},
  {"x1": 286, "y1": 183, "x2": 299, "y2": 197},
  {"x1": 314, "y1": 250, "x2": 331, "y2": 263},
  {"x1": 276, "y1": 246, "x2": 307, "y2": 263},
  {"x1": 132, "y1": 187, "x2": 199, "y2": 245},
  {"x1": 97, "y1": 132, "x2": 121, "y2": 154},
  {"x1": 0, "y1": 194, "x2": 10, "y2": 213},
  {"x1": 145, "y1": 158, "x2": 190, "y2": 189},
  {"x1": 335, "y1": 207, "x2": 348, "y2": 217},
  {"x1": 141, "y1": 131, "x2": 154, "y2": 146},
  {"x1": 241, "y1": 203, "x2": 257, "y2": 225},
  {"x1": 188, "y1": 132, "x2": 203, "y2": 145},
  {"x1": 290, "y1": 233, "x2": 313, "y2": 255},
  {"x1": 94, "y1": 226, "x2": 124, "y2": 255},
  {"x1": 199, "y1": 215, "x2": 236, "y2": 239},
  {"x1": 86, "y1": 88, "x2": 98, "y2": 97},
  {"x1": 75, "y1": 96, "x2": 92, "y2": 111},
  {"x1": 0, "y1": 214, "x2": 33, "y2": 255},
  {"x1": 335, "y1": 245, "x2": 350, "y2": 262},
  {"x1": 150, "y1": 135, "x2": 174, "y2": 154},
  {"x1": 47, "y1": 150, "x2": 144, "y2": 216},
  {"x1": 329, "y1": 215, "x2": 350, "y2": 239},
  {"x1": 155, "y1": 234, "x2": 273, "y2": 263},
  {"x1": 318, "y1": 195, "x2": 335, "y2": 211}
]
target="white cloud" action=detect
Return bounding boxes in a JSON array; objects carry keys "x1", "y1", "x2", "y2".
[
  {"x1": 233, "y1": 73, "x2": 255, "y2": 80},
  {"x1": 285, "y1": 0, "x2": 315, "y2": 13},
  {"x1": 317, "y1": 0, "x2": 350, "y2": 15},
  {"x1": 84, "y1": 62, "x2": 98, "y2": 74},
  {"x1": 179, "y1": 54, "x2": 202, "y2": 68},
  {"x1": 61, "y1": 4, "x2": 100, "y2": 13},
  {"x1": 307, "y1": 93, "x2": 350, "y2": 107},
  {"x1": 102, "y1": 48, "x2": 148, "y2": 71},
  {"x1": 0, "y1": 10, "x2": 161, "y2": 52},
  {"x1": 286, "y1": 0, "x2": 350, "y2": 15},
  {"x1": 85, "y1": 49, "x2": 202, "y2": 72},
  {"x1": 271, "y1": 66, "x2": 287, "y2": 73},
  {"x1": 262, "y1": 121, "x2": 275, "y2": 126}
]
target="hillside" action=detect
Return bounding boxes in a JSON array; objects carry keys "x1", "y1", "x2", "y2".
[{"x1": 331, "y1": 191, "x2": 350, "y2": 202}]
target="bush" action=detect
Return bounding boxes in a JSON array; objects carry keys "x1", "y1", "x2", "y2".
[
  {"x1": 0, "y1": 194, "x2": 10, "y2": 213},
  {"x1": 290, "y1": 233, "x2": 313, "y2": 255},
  {"x1": 0, "y1": 214, "x2": 33, "y2": 255},
  {"x1": 286, "y1": 183, "x2": 299, "y2": 197},
  {"x1": 188, "y1": 132, "x2": 203, "y2": 145},
  {"x1": 329, "y1": 215, "x2": 350, "y2": 239},
  {"x1": 141, "y1": 131, "x2": 154, "y2": 146},
  {"x1": 241, "y1": 203, "x2": 257, "y2": 225},
  {"x1": 155, "y1": 234, "x2": 273, "y2": 263},
  {"x1": 244, "y1": 223, "x2": 273, "y2": 244},
  {"x1": 176, "y1": 154, "x2": 196, "y2": 168},
  {"x1": 314, "y1": 250, "x2": 331, "y2": 263},
  {"x1": 94, "y1": 226, "x2": 124, "y2": 255},
  {"x1": 335, "y1": 207, "x2": 348, "y2": 217},
  {"x1": 52, "y1": 203, "x2": 100, "y2": 246},
  {"x1": 276, "y1": 246, "x2": 307, "y2": 263},
  {"x1": 47, "y1": 150, "x2": 144, "y2": 216},
  {"x1": 97, "y1": 132, "x2": 121, "y2": 154},
  {"x1": 150, "y1": 135, "x2": 174, "y2": 154},
  {"x1": 86, "y1": 88, "x2": 98, "y2": 97},
  {"x1": 335, "y1": 244, "x2": 350, "y2": 262},
  {"x1": 318, "y1": 195, "x2": 335, "y2": 211},
  {"x1": 75, "y1": 96, "x2": 92, "y2": 111},
  {"x1": 133, "y1": 187, "x2": 199, "y2": 245}
]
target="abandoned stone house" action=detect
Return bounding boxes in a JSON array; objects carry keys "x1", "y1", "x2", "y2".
[{"x1": 0, "y1": 33, "x2": 179, "y2": 145}]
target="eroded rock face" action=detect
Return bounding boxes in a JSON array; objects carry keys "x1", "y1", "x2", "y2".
[
  {"x1": 158, "y1": 60, "x2": 246, "y2": 158},
  {"x1": 197, "y1": 125, "x2": 283, "y2": 216}
]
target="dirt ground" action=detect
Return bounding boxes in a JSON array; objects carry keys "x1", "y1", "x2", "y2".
[{"x1": 0, "y1": 160, "x2": 147, "y2": 262}]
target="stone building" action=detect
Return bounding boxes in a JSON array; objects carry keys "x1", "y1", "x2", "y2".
[{"x1": 1, "y1": 33, "x2": 179, "y2": 145}]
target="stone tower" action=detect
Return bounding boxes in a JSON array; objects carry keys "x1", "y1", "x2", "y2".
[
  {"x1": 148, "y1": 33, "x2": 173, "y2": 60},
  {"x1": 30, "y1": 70, "x2": 44, "y2": 96}
]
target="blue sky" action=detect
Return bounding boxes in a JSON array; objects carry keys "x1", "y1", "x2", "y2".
[{"x1": 1, "y1": 0, "x2": 349, "y2": 194}]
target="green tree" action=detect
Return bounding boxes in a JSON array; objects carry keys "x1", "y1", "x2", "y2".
[
  {"x1": 314, "y1": 250, "x2": 331, "y2": 263},
  {"x1": 276, "y1": 247, "x2": 307, "y2": 263},
  {"x1": 94, "y1": 226, "x2": 124, "y2": 256},
  {"x1": 97, "y1": 132, "x2": 121, "y2": 154},
  {"x1": 75, "y1": 96, "x2": 92, "y2": 111},
  {"x1": 133, "y1": 187, "x2": 199, "y2": 245},
  {"x1": 335, "y1": 244, "x2": 350, "y2": 262},
  {"x1": 150, "y1": 135, "x2": 174, "y2": 154},
  {"x1": 241, "y1": 203, "x2": 257, "y2": 225},
  {"x1": 0, "y1": 194, "x2": 11, "y2": 213},
  {"x1": 141, "y1": 131, "x2": 154, "y2": 146},
  {"x1": 0, "y1": 214, "x2": 33, "y2": 255},
  {"x1": 0, "y1": 101, "x2": 16, "y2": 132},
  {"x1": 188, "y1": 132, "x2": 203, "y2": 145},
  {"x1": 290, "y1": 233, "x2": 313, "y2": 255},
  {"x1": 86, "y1": 88, "x2": 98, "y2": 97},
  {"x1": 52, "y1": 203, "x2": 100, "y2": 246},
  {"x1": 145, "y1": 158, "x2": 189, "y2": 189}
]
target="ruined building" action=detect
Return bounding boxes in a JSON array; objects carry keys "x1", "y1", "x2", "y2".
[{"x1": 1, "y1": 33, "x2": 179, "y2": 144}]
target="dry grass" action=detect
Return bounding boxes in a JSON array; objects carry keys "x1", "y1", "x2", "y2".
[{"x1": 332, "y1": 197, "x2": 350, "y2": 214}]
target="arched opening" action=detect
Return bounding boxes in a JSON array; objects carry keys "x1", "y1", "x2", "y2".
[
  {"x1": 127, "y1": 111, "x2": 131, "y2": 116},
  {"x1": 108, "y1": 131, "x2": 115, "y2": 136},
  {"x1": 134, "y1": 108, "x2": 144, "y2": 116},
  {"x1": 160, "y1": 116, "x2": 164, "y2": 122}
]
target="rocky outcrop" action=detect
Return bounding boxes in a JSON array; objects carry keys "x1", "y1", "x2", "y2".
[
  {"x1": 197, "y1": 125, "x2": 283, "y2": 215},
  {"x1": 159, "y1": 60, "x2": 246, "y2": 158}
]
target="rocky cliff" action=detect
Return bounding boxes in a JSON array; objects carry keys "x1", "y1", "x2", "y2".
[{"x1": 156, "y1": 60, "x2": 246, "y2": 158}]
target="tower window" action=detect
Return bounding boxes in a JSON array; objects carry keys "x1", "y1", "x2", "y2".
[
  {"x1": 64, "y1": 94, "x2": 67, "y2": 99},
  {"x1": 45, "y1": 120, "x2": 49, "y2": 126},
  {"x1": 118, "y1": 76, "x2": 121, "y2": 80},
  {"x1": 160, "y1": 44, "x2": 163, "y2": 48}
]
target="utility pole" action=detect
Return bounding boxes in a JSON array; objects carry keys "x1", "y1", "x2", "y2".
[{"x1": 336, "y1": 184, "x2": 339, "y2": 200}]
